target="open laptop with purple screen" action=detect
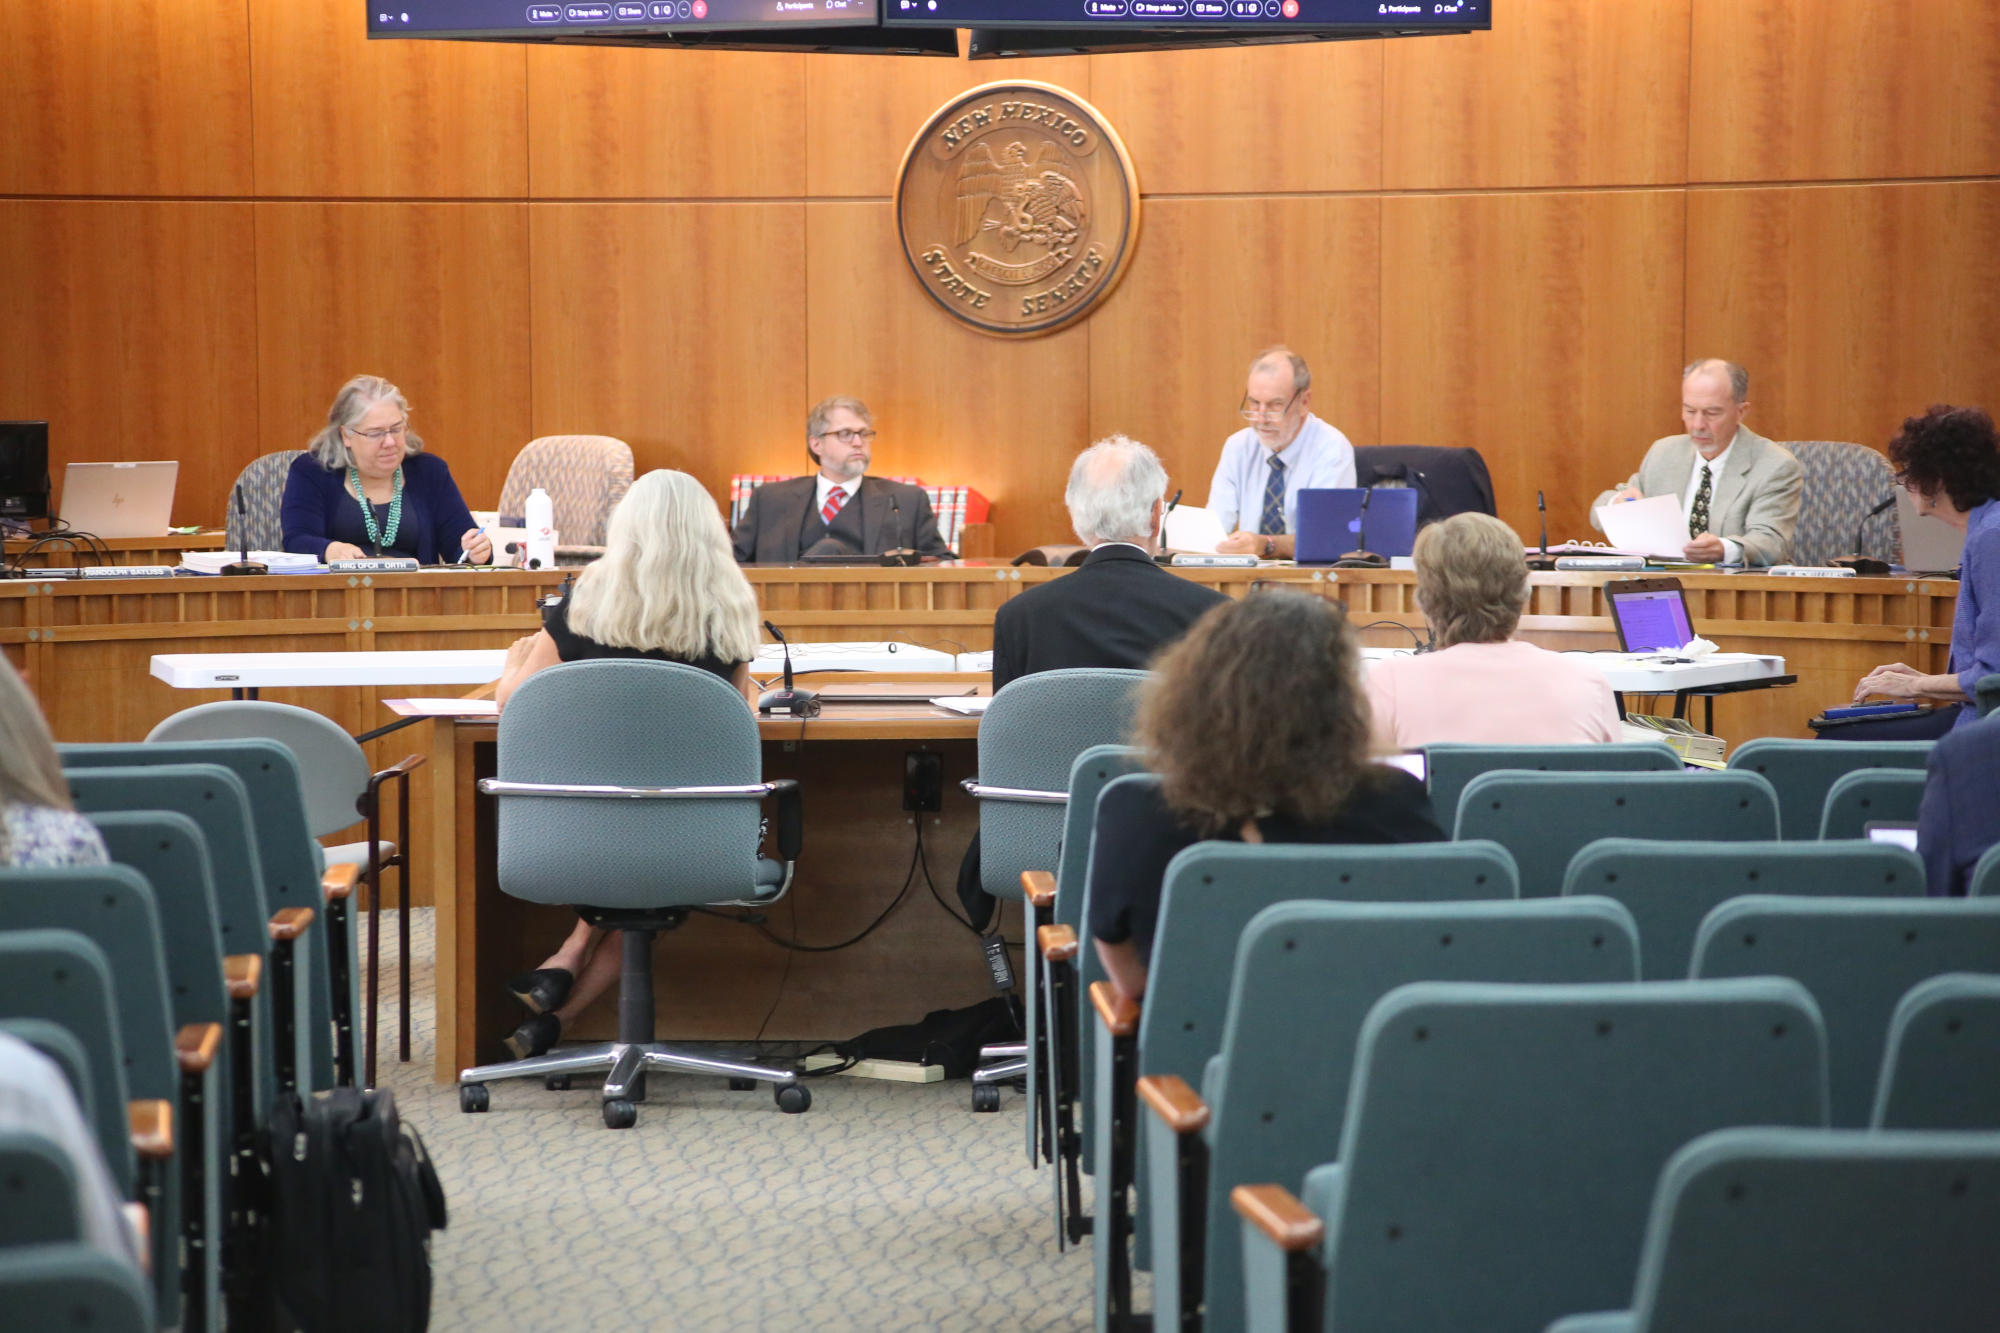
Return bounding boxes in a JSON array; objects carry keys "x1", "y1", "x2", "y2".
[{"x1": 1605, "y1": 577, "x2": 1697, "y2": 652}]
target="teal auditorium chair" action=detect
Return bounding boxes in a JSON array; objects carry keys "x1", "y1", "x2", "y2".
[
  {"x1": 1817, "y1": 767, "x2": 1926, "y2": 839},
  {"x1": 1724, "y1": 738, "x2": 1932, "y2": 839},
  {"x1": 1871, "y1": 974, "x2": 2000, "y2": 1128},
  {"x1": 964, "y1": 669, "x2": 1148, "y2": 1112},
  {"x1": 1093, "y1": 840, "x2": 1518, "y2": 1330},
  {"x1": 0, "y1": 930, "x2": 183, "y2": 1328},
  {"x1": 1025, "y1": 744, "x2": 1145, "y2": 1248},
  {"x1": 1142, "y1": 898, "x2": 1639, "y2": 1333},
  {"x1": 0, "y1": 1132, "x2": 83, "y2": 1248},
  {"x1": 1543, "y1": 1129, "x2": 2000, "y2": 1333},
  {"x1": 1453, "y1": 770, "x2": 1779, "y2": 897},
  {"x1": 0, "y1": 867, "x2": 223, "y2": 1329},
  {"x1": 1692, "y1": 896, "x2": 2000, "y2": 1125},
  {"x1": 0, "y1": 1244, "x2": 154, "y2": 1333},
  {"x1": 1974, "y1": 844, "x2": 2000, "y2": 897},
  {"x1": 1976, "y1": 672, "x2": 2000, "y2": 717},
  {"x1": 1235, "y1": 979, "x2": 1828, "y2": 1333},
  {"x1": 1422, "y1": 741, "x2": 1681, "y2": 833},
  {"x1": 1562, "y1": 838, "x2": 1925, "y2": 980}
]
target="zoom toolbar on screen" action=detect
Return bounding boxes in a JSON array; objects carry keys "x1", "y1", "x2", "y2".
[
  {"x1": 886, "y1": 0, "x2": 1484, "y2": 23},
  {"x1": 367, "y1": 0, "x2": 877, "y2": 34}
]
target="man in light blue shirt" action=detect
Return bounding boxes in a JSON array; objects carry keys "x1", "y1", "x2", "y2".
[{"x1": 1208, "y1": 347, "x2": 1357, "y2": 558}]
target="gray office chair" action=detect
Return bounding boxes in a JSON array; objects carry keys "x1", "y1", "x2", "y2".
[
  {"x1": 1562, "y1": 838, "x2": 1925, "y2": 980},
  {"x1": 457, "y1": 659, "x2": 808, "y2": 1129},
  {"x1": 1423, "y1": 741, "x2": 1683, "y2": 832},
  {"x1": 963, "y1": 668, "x2": 1147, "y2": 1112},
  {"x1": 1786, "y1": 440, "x2": 1902, "y2": 568},
  {"x1": 1817, "y1": 767, "x2": 1926, "y2": 839},
  {"x1": 223, "y1": 449, "x2": 304, "y2": 554},
  {"x1": 1870, "y1": 973, "x2": 2000, "y2": 1129},
  {"x1": 1725, "y1": 738, "x2": 1932, "y2": 840},
  {"x1": 1544, "y1": 1128, "x2": 2000, "y2": 1333}
]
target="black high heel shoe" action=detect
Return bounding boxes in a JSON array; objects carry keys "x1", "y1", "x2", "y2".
[
  {"x1": 503, "y1": 1012, "x2": 562, "y2": 1061},
  {"x1": 505, "y1": 967, "x2": 574, "y2": 1015}
]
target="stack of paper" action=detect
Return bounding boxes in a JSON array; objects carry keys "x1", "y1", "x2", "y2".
[
  {"x1": 180, "y1": 550, "x2": 322, "y2": 574},
  {"x1": 1621, "y1": 713, "x2": 1727, "y2": 767}
]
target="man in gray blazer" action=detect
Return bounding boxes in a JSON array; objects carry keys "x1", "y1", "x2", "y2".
[{"x1": 1590, "y1": 359, "x2": 1803, "y2": 567}]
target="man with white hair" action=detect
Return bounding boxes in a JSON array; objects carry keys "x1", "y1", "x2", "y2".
[
  {"x1": 991, "y1": 435, "x2": 1229, "y2": 690},
  {"x1": 1209, "y1": 346, "x2": 1357, "y2": 558}
]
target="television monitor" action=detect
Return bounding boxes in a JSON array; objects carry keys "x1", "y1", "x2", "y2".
[
  {"x1": 893, "y1": 0, "x2": 1488, "y2": 55},
  {"x1": 0, "y1": 421, "x2": 51, "y2": 522},
  {"x1": 366, "y1": 1, "x2": 959, "y2": 54}
]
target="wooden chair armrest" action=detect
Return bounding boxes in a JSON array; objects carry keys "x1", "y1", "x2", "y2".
[
  {"x1": 269, "y1": 906, "x2": 316, "y2": 942},
  {"x1": 175, "y1": 1022, "x2": 222, "y2": 1075},
  {"x1": 122, "y1": 1203, "x2": 151, "y2": 1274},
  {"x1": 1137, "y1": 1074, "x2": 1209, "y2": 1134},
  {"x1": 1038, "y1": 923, "x2": 1078, "y2": 962},
  {"x1": 321, "y1": 861, "x2": 359, "y2": 903},
  {"x1": 224, "y1": 953, "x2": 263, "y2": 1000},
  {"x1": 372, "y1": 753, "x2": 426, "y2": 781},
  {"x1": 1021, "y1": 870, "x2": 1057, "y2": 910},
  {"x1": 1090, "y1": 980, "x2": 1141, "y2": 1038},
  {"x1": 1231, "y1": 1184, "x2": 1323, "y2": 1254},
  {"x1": 128, "y1": 1100, "x2": 173, "y2": 1161}
]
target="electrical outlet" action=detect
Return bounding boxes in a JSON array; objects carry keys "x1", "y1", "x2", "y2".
[{"x1": 903, "y1": 750, "x2": 944, "y2": 812}]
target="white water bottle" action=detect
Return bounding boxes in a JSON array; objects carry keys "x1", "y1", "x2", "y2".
[{"x1": 524, "y1": 487, "x2": 556, "y2": 570}]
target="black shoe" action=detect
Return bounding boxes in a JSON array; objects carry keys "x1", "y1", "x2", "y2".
[
  {"x1": 506, "y1": 967, "x2": 574, "y2": 1015},
  {"x1": 503, "y1": 1012, "x2": 562, "y2": 1061}
]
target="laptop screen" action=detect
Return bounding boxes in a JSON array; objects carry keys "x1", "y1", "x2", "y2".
[{"x1": 1607, "y1": 583, "x2": 1695, "y2": 652}]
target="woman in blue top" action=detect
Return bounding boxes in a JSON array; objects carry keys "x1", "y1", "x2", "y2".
[
  {"x1": 1852, "y1": 404, "x2": 2000, "y2": 731},
  {"x1": 281, "y1": 375, "x2": 492, "y2": 565}
]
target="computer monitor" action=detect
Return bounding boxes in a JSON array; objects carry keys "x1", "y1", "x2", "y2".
[
  {"x1": 902, "y1": 0, "x2": 1489, "y2": 56},
  {"x1": 0, "y1": 421, "x2": 51, "y2": 521},
  {"x1": 1604, "y1": 577, "x2": 1697, "y2": 653}
]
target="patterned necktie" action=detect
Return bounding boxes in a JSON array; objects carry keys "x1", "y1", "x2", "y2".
[
  {"x1": 821, "y1": 486, "x2": 848, "y2": 524},
  {"x1": 1259, "y1": 455, "x2": 1287, "y2": 536},
  {"x1": 1688, "y1": 464, "x2": 1712, "y2": 540}
]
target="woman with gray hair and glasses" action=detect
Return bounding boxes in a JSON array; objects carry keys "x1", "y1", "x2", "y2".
[{"x1": 281, "y1": 374, "x2": 491, "y2": 564}]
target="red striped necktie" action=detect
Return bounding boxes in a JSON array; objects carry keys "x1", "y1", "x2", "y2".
[{"x1": 821, "y1": 486, "x2": 848, "y2": 523}]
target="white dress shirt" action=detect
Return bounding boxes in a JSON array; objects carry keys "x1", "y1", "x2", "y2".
[
  {"x1": 1205, "y1": 413, "x2": 1357, "y2": 536},
  {"x1": 1680, "y1": 433, "x2": 1742, "y2": 565}
]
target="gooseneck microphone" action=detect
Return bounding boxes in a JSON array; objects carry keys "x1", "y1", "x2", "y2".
[
  {"x1": 1526, "y1": 489, "x2": 1558, "y2": 571},
  {"x1": 1830, "y1": 493, "x2": 1897, "y2": 575},
  {"x1": 880, "y1": 492, "x2": 919, "y2": 568},
  {"x1": 756, "y1": 619, "x2": 821, "y2": 717},
  {"x1": 220, "y1": 484, "x2": 268, "y2": 576},
  {"x1": 1332, "y1": 486, "x2": 1389, "y2": 569}
]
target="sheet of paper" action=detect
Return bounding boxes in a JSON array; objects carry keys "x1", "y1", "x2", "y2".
[
  {"x1": 383, "y1": 698, "x2": 499, "y2": 717},
  {"x1": 1163, "y1": 506, "x2": 1228, "y2": 554},
  {"x1": 930, "y1": 696, "x2": 993, "y2": 715},
  {"x1": 1593, "y1": 494, "x2": 1691, "y2": 559}
]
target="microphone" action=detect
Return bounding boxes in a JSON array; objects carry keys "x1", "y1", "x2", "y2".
[
  {"x1": 1333, "y1": 487, "x2": 1389, "y2": 569},
  {"x1": 1526, "y1": 489, "x2": 1558, "y2": 571},
  {"x1": 756, "y1": 619, "x2": 820, "y2": 717},
  {"x1": 1830, "y1": 493, "x2": 1897, "y2": 575},
  {"x1": 220, "y1": 484, "x2": 267, "y2": 576},
  {"x1": 880, "y1": 491, "x2": 919, "y2": 567}
]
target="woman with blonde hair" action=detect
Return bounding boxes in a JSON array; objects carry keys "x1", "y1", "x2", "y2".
[
  {"x1": 1088, "y1": 592, "x2": 1443, "y2": 1003},
  {"x1": 1365, "y1": 512, "x2": 1620, "y2": 750},
  {"x1": 0, "y1": 655, "x2": 107, "y2": 867},
  {"x1": 492, "y1": 468, "x2": 763, "y2": 1057}
]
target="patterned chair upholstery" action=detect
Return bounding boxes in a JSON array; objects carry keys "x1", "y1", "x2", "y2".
[
  {"x1": 496, "y1": 435, "x2": 634, "y2": 562},
  {"x1": 224, "y1": 449, "x2": 304, "y2": 552},
  {"x1": 1789, "y1": 440, "x2": 1900, "y2": 567}
]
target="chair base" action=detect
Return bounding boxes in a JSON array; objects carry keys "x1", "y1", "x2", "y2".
[
  {"x1": 459, "y1": 1041, "x2": 810, "y2": 1126},
  {"x1": 971, "y1": 1054, "x2": 1029, "y2": 1112}
]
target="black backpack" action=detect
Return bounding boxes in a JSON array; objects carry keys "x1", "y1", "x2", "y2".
[{"x1": 262, "y1": 1086, "x2": 448, "y2": 1332}]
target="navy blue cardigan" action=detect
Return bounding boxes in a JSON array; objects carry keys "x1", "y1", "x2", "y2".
[{"x1": 281, "y1": 451, "x2": 482, "y2": 564}]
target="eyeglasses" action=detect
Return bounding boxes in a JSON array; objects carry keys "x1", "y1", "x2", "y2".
[
  {"x1": 1239, "y1": 393, "x2": 1301, "y2": 422},
  {"x1": 344, "y1": 420, "x2": 409, "y2": 442},
  {"x1": 816, "y1": 427, "x2": 877, "y2": 445}
]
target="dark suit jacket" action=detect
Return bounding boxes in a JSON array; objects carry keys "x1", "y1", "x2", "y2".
[
  {"x1": 1918, "y1": 711, "x2": 2000, "y2": 896},
  {"x1": 731, "y1": 474, "x2": 951, "y2": 563},
  {"x1": 991, "y1": 544, "x2": 1229, "y2": 690}
]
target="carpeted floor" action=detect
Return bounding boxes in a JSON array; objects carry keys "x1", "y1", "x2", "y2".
[{"x1": 370, "y1": 909, "x2": 1098, "y2": 1330}]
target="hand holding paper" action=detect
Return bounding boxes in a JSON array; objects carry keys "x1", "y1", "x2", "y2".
[
  {"x1": 1162, "y1": 505, "x2": 1228, "y2": 554},
  {"x1": 1594, "y1": 494, "x2": 1692, "y2": 559}
]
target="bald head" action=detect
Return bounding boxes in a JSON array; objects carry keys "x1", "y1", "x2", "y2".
[{"x1": 1067, "y1": 435, "x2": 1169, "y2": 547}]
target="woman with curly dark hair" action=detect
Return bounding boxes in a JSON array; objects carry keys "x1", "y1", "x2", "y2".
[
  {"x1": 1087, "y1": 591, "x2": 1443, "y2": 1002},
  {"x1": 1850, "y1": 405, "x2": 2000, "y2": 735}
]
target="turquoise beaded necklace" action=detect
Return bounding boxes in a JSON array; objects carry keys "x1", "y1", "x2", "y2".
[{"x1": 350, "y1": 465, "x2": 406, "y2": 551}]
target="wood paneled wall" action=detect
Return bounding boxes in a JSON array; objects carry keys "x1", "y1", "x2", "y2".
[{"x1": 4, "y1": 0, "x2": 1999, "y2": 551}]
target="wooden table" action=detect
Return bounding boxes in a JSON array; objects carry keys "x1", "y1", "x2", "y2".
[{"x1": 5, "y1": 530, "x2": 228, "y2": 568}]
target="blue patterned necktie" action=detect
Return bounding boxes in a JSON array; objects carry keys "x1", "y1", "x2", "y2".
[{"x1": 1259, "y1": 454, "x2": 1287, "y2": 536}]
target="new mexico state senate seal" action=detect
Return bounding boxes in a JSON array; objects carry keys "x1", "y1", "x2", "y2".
[{"x1": 895, "y1": 82, "x2": 1140, "y2": 339}]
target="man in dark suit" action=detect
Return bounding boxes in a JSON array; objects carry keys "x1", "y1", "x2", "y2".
[
  {"x1": 1917, "y1": 709, "x2": 2000, "y2": 895},
  {"x1": 731, "y1": 396, "x2": 953, "y2": 563}
]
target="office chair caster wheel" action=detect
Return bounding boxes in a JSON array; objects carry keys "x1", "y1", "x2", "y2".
[
  {"x1": 971, "y1": 1083, "x2": 1001, "y2": 1113},
  {"x1": 544, "y1": 1075, "x2": 572, "y2": 1091},
  {"x1": 775, "y1": 1084, "x2": 811, "y2": 1114},
  {"x1": 459, "y1": 1084, "x2": 489, "y2": 1113},
  {"x1": 728, "y1": 1078, "x2": 756, "y2": 1091},
  {"x1": 603, "y1": 1099, "x2": 638, "y2": 1130}
]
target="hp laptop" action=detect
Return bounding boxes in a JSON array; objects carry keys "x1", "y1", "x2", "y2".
[
  {"x1": 1894, "y1": 488, "x2": 1966, "y2": 574},
  {"x1": 1604, "y1": 577, "x2": 1697, "y2": 652},
  {"x1": 1294, "y1": 488, "x2": 1420, "y2": 564},
  {"x1": 59, "y1": 461, "x2": 179, "y2": 538}
]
